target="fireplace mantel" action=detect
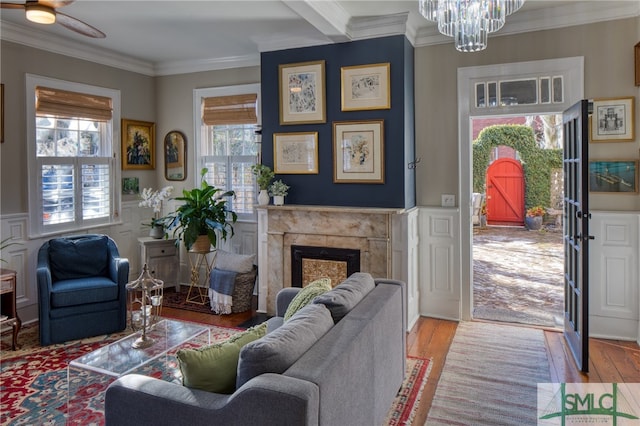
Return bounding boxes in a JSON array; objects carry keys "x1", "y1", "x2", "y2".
[{"x1": 256, "y1": 204, "x2": 412, "y2": 314}]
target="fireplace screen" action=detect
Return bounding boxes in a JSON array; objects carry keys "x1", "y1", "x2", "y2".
[{"x1": 291, "y1": 245, "x2": 360, "y2": 288}]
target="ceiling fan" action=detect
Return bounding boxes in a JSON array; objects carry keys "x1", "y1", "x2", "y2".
[{"x1": 0, "y1": 0, "x2": 105, "y2": 38}]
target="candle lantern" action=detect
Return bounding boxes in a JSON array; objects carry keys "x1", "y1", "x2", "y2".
[{"x1": 126, "y1": 263, "x2": 164, "y2": 348}]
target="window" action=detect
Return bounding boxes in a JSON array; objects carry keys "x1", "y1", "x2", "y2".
[
  {"x1": 195, "y1": 84, "x2": 260, "y2": 220},
  {"x1": 27, "y1": 75, "x2": 121, "y2": 237}
]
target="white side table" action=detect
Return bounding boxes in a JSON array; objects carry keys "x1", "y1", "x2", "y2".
[{"x1": 138, "y1": 237, "x2": 180, "y2": 291}]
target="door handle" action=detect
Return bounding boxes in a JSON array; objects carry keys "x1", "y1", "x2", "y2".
[
  {"x1": 575, "y1": 234, "x2": 595, "y2": 242},
  {"x1": 576, "y1": 211, "x2": 592, "y2": 219}
]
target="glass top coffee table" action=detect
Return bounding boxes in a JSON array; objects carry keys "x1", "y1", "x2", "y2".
[{"x1": 67, "y1": 319, "x2": 210, "y2": 422}]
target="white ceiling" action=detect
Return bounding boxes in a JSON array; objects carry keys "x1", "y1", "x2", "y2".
[{"x1": 1, "y1": 0, "x2": 639, "y2": 76}]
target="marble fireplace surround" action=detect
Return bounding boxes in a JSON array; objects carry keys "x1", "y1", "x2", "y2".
[{"x1": 256, "y1": 205, "x2": 407, "y2": 314}]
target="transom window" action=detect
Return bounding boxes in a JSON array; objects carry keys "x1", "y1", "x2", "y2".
[
  {"x1": 475, "y1": 76, "x2": 564, "y2": 108},
  {"x1": 27, "y1": 75, "x2": 121, "y2": 237}
]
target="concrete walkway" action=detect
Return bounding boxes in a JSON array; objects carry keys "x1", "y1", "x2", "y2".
[{"x1": 473, "y1": 225, "x2": 564, "y2": 328}]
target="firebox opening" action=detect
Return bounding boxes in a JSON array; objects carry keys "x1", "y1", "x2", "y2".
[{"x1": 291, "y1": 245, "x2": 360, "y2": 288}]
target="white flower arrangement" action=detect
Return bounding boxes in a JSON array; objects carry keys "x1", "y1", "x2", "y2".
[{"x1": 139, "y1": 186, "x2": 173, "y2": 225}]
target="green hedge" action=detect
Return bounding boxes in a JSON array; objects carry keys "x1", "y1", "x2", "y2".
[{"x1": 472, "y1": 125, "x2": 562, "y2": 210}]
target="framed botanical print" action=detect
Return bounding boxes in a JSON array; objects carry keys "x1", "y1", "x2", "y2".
[
  {"x1": 591, "y1": 97, "x2": 635, "y2": 142},
  {"x1": 122, "y1": 119, "x2": 155, "y2": 170},
  {"x1": 273, "y1": 132, "x2": 318, "y2": 174},
  {"x1": 279, "y1": 60, "x2": 326, "y2": 125},
  {"x1": 333, "y1": 120, "x2": 384, "y2": 184},
  {"x1": 341, "y1": 63, "x2": 390, "y2": 111}
]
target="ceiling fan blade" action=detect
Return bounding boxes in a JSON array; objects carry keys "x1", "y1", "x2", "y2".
[
  {"x1": 55, "y1": 11, "x2": 105, "y2": 38},
  {"x1": 0, "y1": 3, "x2": 26, "y2": 9},
  {"x1": 39, "y1": 0, "x2": 74, "y2": 8}
]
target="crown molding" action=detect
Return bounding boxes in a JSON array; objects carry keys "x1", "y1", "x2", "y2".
[
  {"x1": 348, "y1": 12, "x2": 410, "y2": 41},
  {"x1": 0, "y1": 21, "x2": 155, "y2": 76},
  {"x1": 154, "y1": 54, "x2": 261, "y2": 76}
]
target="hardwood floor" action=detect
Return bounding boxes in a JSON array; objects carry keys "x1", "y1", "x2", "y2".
[{"x1": 163, "y1": 304, "x2": 640, "y2": 425}]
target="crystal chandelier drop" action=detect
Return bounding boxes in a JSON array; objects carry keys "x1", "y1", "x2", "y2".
[{"x1": 419, "y1": 0, "x2": 525, "y2": 52}]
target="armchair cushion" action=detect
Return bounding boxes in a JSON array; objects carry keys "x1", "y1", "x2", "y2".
[
  {"x1": 49, "y1": 235, "x2": 109, "y2": 281},
  {"x1": 51, "y1": 277, "x2": 120, "y2": 308}
]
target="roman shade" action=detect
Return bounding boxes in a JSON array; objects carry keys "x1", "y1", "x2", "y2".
[
  {"x1": 36, "y1": 86, "x2": 113, "y2": 121},
  {"x1": 202, "y1": 94, "x2": 258, "y2": 125}
]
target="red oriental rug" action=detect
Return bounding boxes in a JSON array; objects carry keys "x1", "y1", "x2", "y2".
[{"x1": 1, "y1": 323, "x2": 430, "y2": 426}]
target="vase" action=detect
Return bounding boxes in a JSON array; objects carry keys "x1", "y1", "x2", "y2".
[
  {"x1": 273, "y1": 195, "x2": 284, "y2": 206},
  {"x1": 190, "y1": 235, "x2": 211, "y2": 253},
  {"x1": 149, "y1": 224, "x2": 164, "y2": 239},
  {"x1": 258, "y1": 189, "x2": 270, "y2": 206},
  {"x1": 524, "y1": 216, "x2": 543, "y2": 231}
]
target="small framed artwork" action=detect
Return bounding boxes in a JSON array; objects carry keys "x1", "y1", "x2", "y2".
[
  {"x1": 273, "y1": 132, "x2": 318, "y2": 174},
  {"x1": 122, "y1": 177, "x2": 140, "y2": 195},
  {"x1": 164, "y1": 130, "x2": 187, "y2": 181},
  {"x1": 279, "y1": 60, "x2": 325, "y2": 125},
  {"x1": 333, "y1": 120, "x2": 384, "y2": 184},
  {"x1": 591, "y1": 97, "x2": 635, "y2": 142},
  {"x1": 589, "y1": 160, "x2": 638, "y2": 193},
  {"x1": 341, "y1": 63, "x2": 391, "y2": 111},
  {"x1": 122, "y1": 119, "x2": 155, "y2": 170}
]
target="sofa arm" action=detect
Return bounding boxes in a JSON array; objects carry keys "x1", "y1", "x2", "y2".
[
  {"x1": 105, "y1": 373, "x2": 319, "y2": 426},
  {"x1": 374, "y1": 278, "x2": 407, "y2": 334},
  {"x1": 275, "y1": 287, "x2": 301, "y2": 317}
]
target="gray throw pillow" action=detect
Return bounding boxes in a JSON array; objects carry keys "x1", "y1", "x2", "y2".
[
  {"x1": 312, "y1": 272, "x2": 375, "y2": 322},
  {"x1": 215, "y1": 250, "x2": 256, "y2": 273},
  {"x1": 236, "y1": 303, "x2": 333, "y2": 389}
]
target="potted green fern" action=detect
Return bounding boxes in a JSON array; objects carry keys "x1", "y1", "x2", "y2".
[{"x1": 165, "y1": 168, "x2": 237, "y2": 252}]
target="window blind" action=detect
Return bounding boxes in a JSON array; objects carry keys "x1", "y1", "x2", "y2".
[
  {"x1": 202, "y1": 93, "x2": 258, "y2": 125},
  {"x1": 36, "y1": 86, "x2": 113, "y2": 121}
]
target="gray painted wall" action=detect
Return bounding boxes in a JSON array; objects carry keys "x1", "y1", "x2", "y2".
[{"x1": 415, "y1": 17, "x2": 640, "y2": 211}]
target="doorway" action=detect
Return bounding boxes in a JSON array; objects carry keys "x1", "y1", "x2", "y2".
[
  {"x1": 457, "y1": 57, "x2": 584, "y2": 323},
  {"x1": 471, "y1": 114, "x2": 564, "y2": 329}
]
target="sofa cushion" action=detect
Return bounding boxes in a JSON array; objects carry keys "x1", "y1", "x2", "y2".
[
  {"x1": 49, "y1": 235, "x2": 109, "y2": 281},
  {"x1": 312, "y1": 272, "x2": 375, "y2": 322},
  {"x1": 283, "y1": 278, "x2": 332, "y2": 321},
  {"x1": 214, "y1": 250, "x2": 255, "y2": 273},
  {"x1": 176, "y1": 322, "x2": 267, "y2": 394},
  {"x1": 236, "y1": 303, "x2": 333, "y2": 389}
]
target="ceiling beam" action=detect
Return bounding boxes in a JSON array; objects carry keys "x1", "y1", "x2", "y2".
[{"x1": 281, "y1": 0, "x2": 352, "y2": 43}]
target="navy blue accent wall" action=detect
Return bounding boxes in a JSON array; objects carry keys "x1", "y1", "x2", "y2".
[{"x1": 260, "y1": 35, "x2": 415, "y2": 208}]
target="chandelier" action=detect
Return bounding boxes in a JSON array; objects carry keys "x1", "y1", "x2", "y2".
[{"x1": 419, "y1": 0, "x2": 525, "y2": 52}]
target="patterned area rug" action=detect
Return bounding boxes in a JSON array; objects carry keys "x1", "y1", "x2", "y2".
[
  {"x1": 162, "y1": 286, "x2": 214, "y2": 315},
  {"x1": 1, "y1": 323, "x2": 430, "y2": 426},
  {"x1": 426, "y1": 321, "x2": 551, "y2": 425}
]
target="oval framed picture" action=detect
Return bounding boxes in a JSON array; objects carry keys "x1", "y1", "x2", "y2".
[{"x1": 164, "y1": 130, "x2": 187, "y2": 181}]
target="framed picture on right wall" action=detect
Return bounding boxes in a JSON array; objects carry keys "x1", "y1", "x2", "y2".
[
  {"x1": 591, "y1": 97, "x2": 635, "y2": 142},
  {"x1": 589, "y1": 160, "x2": 638, "y2": 193}
]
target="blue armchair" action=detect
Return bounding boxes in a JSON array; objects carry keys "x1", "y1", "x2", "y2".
[{"x1": 37, "y1": 234, "x2": 129, "y2": 345}]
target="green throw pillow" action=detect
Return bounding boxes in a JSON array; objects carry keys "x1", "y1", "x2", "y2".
[
  {"x1": 283, "y1": 278, "x2": 332, "y2": 321},
  {"x1": 176, "y1": 322, "x2": 267, "y2": 394}
]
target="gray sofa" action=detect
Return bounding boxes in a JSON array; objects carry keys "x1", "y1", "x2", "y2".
[{"x1": 105, "y1": 273, "x2": 406, "y2": 426}]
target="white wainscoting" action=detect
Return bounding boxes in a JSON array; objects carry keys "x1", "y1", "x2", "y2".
[
  {"x1": 418, "y1": 207, "x2": 461, "y2": 320},
  {"x1": 0, "y1": 204, "x2": 257, "y2": 324},
  {"x1": 589, "y1": 211, "x2": 640, "y2": 342}
]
